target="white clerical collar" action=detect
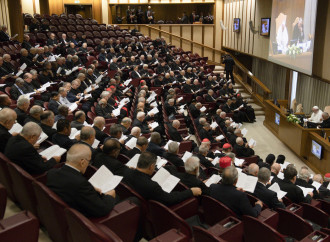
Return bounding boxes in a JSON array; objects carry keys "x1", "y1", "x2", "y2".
[{"x1": 258, "y1": 181, "x2": 267, "y2": 186}]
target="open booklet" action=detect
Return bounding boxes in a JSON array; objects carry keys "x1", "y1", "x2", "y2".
[
  {"x1": 125, "y1": 137, "x2": 137, "y2": 149},
  {"x1": 205, "y1": 174, "x2": 222, "y2": 187},
  {"x1": 39, "y1": 145, "x2": 67, "y2": 160},
  {"x1": 151, "y1": 167, "x2": 180, "y2": 193},
  {"x1": 235, "y1": 172, "x2": 258, "y2": 193},
  {"x1": 297, "y1": 186, "x2": 314, "y2": 197},
  {"x1": 88, "y1": 165, "x2": 123, "y2": 193},
  {"x1": 181, "y1": 151, "x2": 193, "y2": 163},
  {"x1": 69, "y1": 128, "x2": 80, "y2": 139},
  {"x1": 268, "y1": 182, "x2": 287, "y2": 199},
  {"x1": 9, "y1": 123, "x2": 23, "y2": 134},
  {"x1": 92, "y1": 139, "x2": 100, "y2": 149},
  {"x1": 36, "y1": 132, "x2": 48, "y2": 145},
  {"x1": 126, "y1": 153, "x2": 140, "y2": 168}
]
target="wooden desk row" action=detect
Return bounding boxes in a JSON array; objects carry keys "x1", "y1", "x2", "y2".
[{"x1": 263, "y1": 100, "x2": 330, "y2": 175}]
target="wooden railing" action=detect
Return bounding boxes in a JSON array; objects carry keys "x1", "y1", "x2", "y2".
[{"x1": 117, "y1": 24, "x2": 272, "y2": 105}]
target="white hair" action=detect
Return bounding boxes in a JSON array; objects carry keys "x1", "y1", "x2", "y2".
[
  {"x1": 185, "y1": 156, "x2": 200, "y2": 172},
  {"x1": 21, "y1": 122, "x2": 42, "y2": 137},
  {"x1": 137, "y1": 112, "x2": 145, "y2": 119}
]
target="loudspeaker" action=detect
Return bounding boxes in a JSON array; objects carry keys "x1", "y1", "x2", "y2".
[
  {"x1": 220, "y1": 20, "x2": 227, "y2": 30},
  {"x1": 249, "y1": 21, "x2": 259, "y2": 34}
]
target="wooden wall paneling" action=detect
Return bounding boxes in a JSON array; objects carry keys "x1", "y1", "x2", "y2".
[
  {"x1": 160, "y1": 25, "x2": 170, "y2": 43},
  {"x1": 242, "y1": 0, "x2": 247, "y2": 53},
  {"x1": 193, "y1": 44, "x2": 202, "y2": 57},
  {"x1": 150, "y1": 28, "x2": 159, "y2": 39},
  {"x1": 223, "y1": 0, "x2": 227, "y2": 47},
  {"x1": 171, "y1": 25, "x2": 181, "y2": 47},
  {"x1": 246, "y1": 0, "x2": 251, "y2": 53},
  {"x1": 234, "y1": 0, "x2": 238, "y2": 51},
  {"x1": 0, "y1": 0, "x2": 10, "y2": 35},
  {"x1": 193, "y1": 25, "x2": 203, "y2": 44},
  {"x1": 8, "y1": 0, "x2": 23, "y2": 42},
  {"x1": 49, "y1": 0, "x2": 64, "y2": 15},
  {"x1": 203, "y1": 25, "x2": 213, "y2": 48},
  {"x1": 181, "y1": 25, "x2": 191, "y2": 41},
  {"x1": 182, "y1": 39, "x2": 191, "y2": 52},
  {"x1": 229, "y1": 0, "x2": 233, "y2": 49},
  {"x1": 238, "y1": 0, "x2": 243, "y2": 52},
  {"x1": 250, "y1": 0, "x2": 256, "y2": 55}
]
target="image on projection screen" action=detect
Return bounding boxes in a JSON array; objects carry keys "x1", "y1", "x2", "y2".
[{"x1": 268, "y1": 0, "x2": 317, "y2": 75}]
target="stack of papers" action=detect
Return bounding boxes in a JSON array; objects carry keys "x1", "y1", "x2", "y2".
[
  {"x1": 125, "y1": 137, "x2": 137, "y2": 149},
  {"x1": 181, "y1": 151, "x2": 193, "y2": 163},
  {"x1": 151, "y1": 167, "x2": 180, "y2": 193},
  {"x1": 9, "y1": 123, "x2": 23, "y2": 134},
  {"x1": 88, "y1": 165, "x2": 123, "y2": 193},
  {"x1": 236, "y1": 172, "x2": 258, "y2": 193},
  {"x1": 39, "y1": 145, "x2": 66, "y2": 160},
  {"x1": 126, "y1": 154, "x2": 140, "y2": 168},
  {"x1": 297, "y1": 186, "x2": 314, "y2": 197},
  {"x1": 36, "y1": 132, "x2": 48, "y2": 144},
  {"x1": 205, "y1": 174, "x2": 222, "y2": 187},
  {"x1": 268, "y1": 182, "x2": 287, "y2": 199}
]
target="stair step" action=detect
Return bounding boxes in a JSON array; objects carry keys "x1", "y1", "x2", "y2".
[
  {"x1": 240, "y1": 93, "x2": 251, "y2": 99},
  {"x1": 255, "y1": 110, "x2": 265, "y2": 116},
  {"x1": 246, "y1": 98, "x2": 255, "y2": 103},
  {"x1": 250, "y1": 103, "x2": 263, "y2": 111},
  {"x1": 214, "y1": 66, "x2": 224, "y2": 71}
]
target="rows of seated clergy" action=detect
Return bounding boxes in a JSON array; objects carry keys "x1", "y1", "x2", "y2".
[{"x1": 0, "y1": 22, "x2": 329, "y2": 239}]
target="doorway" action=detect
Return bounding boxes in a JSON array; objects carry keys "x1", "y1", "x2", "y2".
[{"x1": 65, "y1": 4, "x2": 92, "y2": 19}]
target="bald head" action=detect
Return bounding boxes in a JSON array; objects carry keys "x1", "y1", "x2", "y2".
[
  {"x1": 80, "y1": 126, "x2": 96, "y2": 145},
  {"x1": 271, "y1": 163, "x2": 281, "y2": 175},
  {"x1": 248, "y1": 163, "x2": 259, "y2": 177},
  {"x1": 93, "y1": 116, "x2": 105, "y2": 130},
  {"x1": 172, "y1": 120, "x2": 180, "y2": 129},
  {"x1": 0, "y1": 108, "x2": 17, "y2": 130},
  {"x1": 66, "y1": 144, "x2": 92, "y2": 173}
]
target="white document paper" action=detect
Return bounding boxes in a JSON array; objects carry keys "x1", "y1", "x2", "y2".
[
  {"x1": 216, "y1": 135, "x2": 225, "y2": 141},
  {"x1": 15, "y1": 70, "x2": 23, "y2": 77},
  {"x1": 149, "y1": 122, "x2": 159, "y2": 129},
  {"x1": 9, "y1": 123, "x2": 23, "y2": 134},
  {"x1": 236, "y1": 172, "x2": 258, "y2": 193},
  {"x1": 234, "y1": 158, "x2": 245, "y2": 167},
  {"x1": 119, "y1": 135, "x2": 128, "y2": 142},
  {"x1": 205, "y1": 174, "x2": 222, "y2": 187},
  {"x1": 177, "y1": 97, "x2": 183, "y2": 102},
  {"x1": 95, "y1": 75, "x2": 102, "y2": 84},
  {"x1": 211, "y1": 157, "x2": 220, "y2": 166},
  {"x1": 36, "y1": 132, "x2": 48, "y2": 144},
  {"x1": 148, "y1": 107, "x2": 159, "y2": 116},
  {"x1": 65, "y1": 70, "x2": 72, "y2": 76},
  {"x1": 297, "y1": 186, "x2": 314, "y2": 197},
  {"x1": 126, "y1": 154, "x2": 140, "y2": 168},
  {"x1": 268, "y1": 182, "x2": 287, "y2": 200},
  {"x1": 280, "y1": 161, "x2": 291, "y2": 170},
  {"x1": 156, "y1": 156, "x2": 168, "y2": 169},
  {"x1": 164, "y1": 140, "x2": 179, "y2": 150},
  {"x1": 210, "y1": 122, "x2": 218, "y2": 129},
  {"x1": 151, "y1": 167, "x2": 180, "y2": 193},
  {"x1": 39, "y1": 145, "x2": 66, "y2": 160},
  {"x1": 181, "y1": 151, "x2": 193, "y2": 163},
  {"x1": 19, "y1": 63, "x2": 27, "y2": 71},
  {"x1": 248, "y1": 138, "x2": 256, "y2": 147},
  {"x1": 277, "y1": 172, "x2": 284, "y2": 180},
  {"x1": 88, "y1": 165, "x2": 123, "y2": 193},
  {"x1": 327, "y1": 183, "x2": 330, "y2": 190},
  {"x1": 92, "y1": 139, "x2": 100, "y2": 149},
  {"x1": 150, "y1": 101, "x2": 157, "y2": 108},
  {"x1": 123, "y1": 79, "x2": 132, "y2": 86},
  {"x1": 69, "y1": 129, "x2": 80, "y2": 139},
  {"x1": 112, "y1": 108, "x2": 121, "y2": 117},
  {"x1": 69, "y1": 103, "x2": 78, "y2": 112},
  {"x1": 311, "y1": 181, "x2": 322, "y2": 190},
  {"x1": 56, "y1": 67, "x2": 62, "y2": 74},
  {"x1": 200, "y1": 106, "x2": 206, "y2": 112},
  {"x1": 84, "y1": 94, "x2": 92, "y2": 99},
  {"x1": 125, "y1": 137, "x2": 137, "y2": 149},
  {"x1": 85, "y1": 86, "x2": 92, "y2": 93},
  {"x1": 241, "y1": 128, "x2": 248, "y2": 136}
]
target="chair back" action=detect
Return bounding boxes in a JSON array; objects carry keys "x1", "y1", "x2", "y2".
[
  {"x1": 32, "y1": 181, "x2": 69, "y2": 242},
  {"x1": 242, "y1": 215, "x2": 285, "y2": 242},
  {"x1": 148, "y1": 200, "x2": 192, "y2": 239},
  {"x1": 0, "y1": 153, "x2": 16, "y2": 201},
  {"x1": 64, "y1": 208, "x2": 122, "y2": 242},
  {"x1": 201, "y1": 195, "x2": 237, "y2": 226},
  {"x1": 7, "y1": 161, "x2": 38, "y2": 215},
  {"x1": 0, "y1": 184, "x2": 6, "y2": 219}
]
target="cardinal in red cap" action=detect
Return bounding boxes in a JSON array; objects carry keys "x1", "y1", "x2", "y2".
[{"x1": 219, "y1": 156, "x2": 232, "y2": 168}]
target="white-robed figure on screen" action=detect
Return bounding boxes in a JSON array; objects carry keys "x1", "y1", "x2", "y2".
[{"x1": 276, "y1": 21, "x2": 288, "y2": 53}]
